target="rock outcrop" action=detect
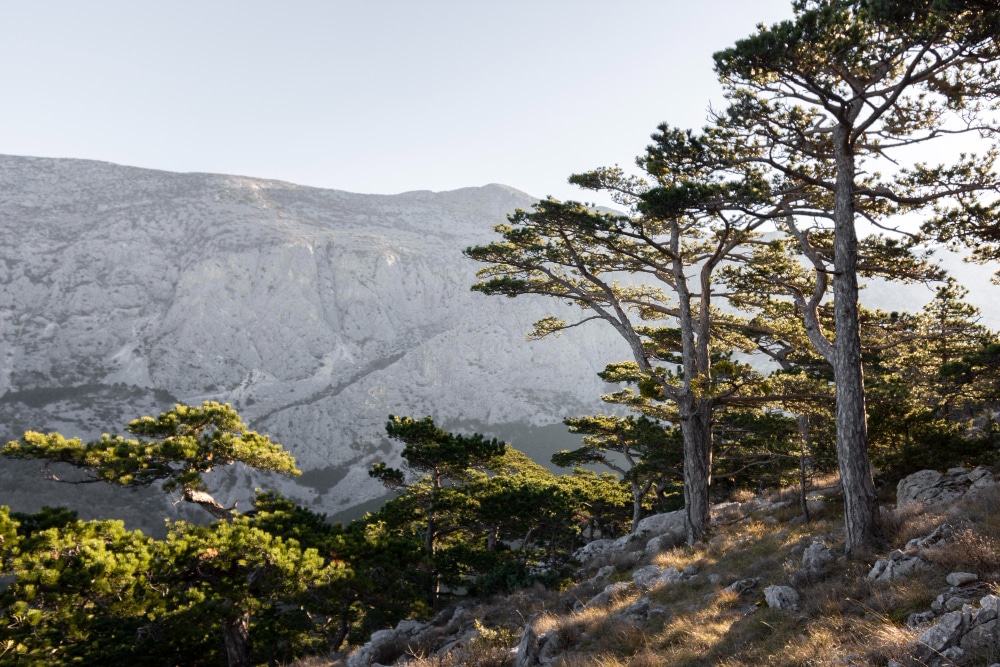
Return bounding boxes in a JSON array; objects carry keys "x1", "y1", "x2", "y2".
[{"x1": 896, "y1": 467, "x2": 998, "y2": 509}]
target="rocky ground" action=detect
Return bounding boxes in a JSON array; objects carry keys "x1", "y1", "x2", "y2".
[{"x1": 322, "y1": 466, "x2": 1000, "y2": 667}]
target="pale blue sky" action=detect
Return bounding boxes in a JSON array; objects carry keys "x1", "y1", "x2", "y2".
[{"x1": 0, "y1": 1, "x2": 794, "y2": 203}]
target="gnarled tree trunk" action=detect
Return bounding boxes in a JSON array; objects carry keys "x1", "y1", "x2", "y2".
[{"x1": 222, "y1": 612, "x2": 253, "y2": 667}]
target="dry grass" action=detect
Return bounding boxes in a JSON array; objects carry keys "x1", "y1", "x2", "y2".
[
  {"x1": 535, "y1": 502, "x2": 950, "y2": 666},
  {"x1": 310, "y1": 473, "x2": 1000, "y2": 667},
  {"x1": 924, "y1": 526, "x2": 1000, "y2": 576},
  {"x1": 879, "y1": 501, "x2": 949, "y2": 548}
]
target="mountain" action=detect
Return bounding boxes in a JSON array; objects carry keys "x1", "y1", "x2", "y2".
[
  {"x1": 1, "y1": 155, "x2": 996, "y2": 530},
  {"x1": 0, "y1": 155, "x2": 627, "y2": 528}
]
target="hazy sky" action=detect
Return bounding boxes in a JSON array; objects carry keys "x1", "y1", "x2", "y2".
[{"x1": 0, "y1": 1, "x2": 795, "y2": 203}]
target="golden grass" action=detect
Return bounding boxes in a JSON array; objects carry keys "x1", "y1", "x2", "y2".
[{"x1": 309, "y1": 471, "x2": 1000, "y2": 667}]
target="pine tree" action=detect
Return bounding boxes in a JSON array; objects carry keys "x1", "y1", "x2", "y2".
[
  {"x1": 713, "y1": 0, "x2": 1000, "y2": 555},
  {"x1": 1, "y1": 401, "x2": 300, "y2": 520}
]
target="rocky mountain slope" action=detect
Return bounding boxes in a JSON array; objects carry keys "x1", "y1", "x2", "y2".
[
  {"x1": 0, "y1": 155, "x2": 627, "y2": 524},
  {"x1": 0, "y1": 155, "x2": 995, "y2": 528},
  {"x1": 334, "y1": 468, "x2": 1000, "y2": 667}
]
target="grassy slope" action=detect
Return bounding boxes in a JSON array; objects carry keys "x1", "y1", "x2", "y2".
[{"x1": 320, "y1": 476, "x2": 1000, "y2": 667}]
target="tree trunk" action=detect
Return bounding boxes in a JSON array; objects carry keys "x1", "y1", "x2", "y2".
[
  {"x1": 222, "y1": 612, "x2": 253, "y2": 667},
  {"x1": 832, "y1": 126, "x2": 881, "y2": 557},
  {"x1": 680, "y1": 397, "x2": 713, "y2": 545},
  {"x1": 797, "y1": 413, "x2": 812, "y2": 523},
  {"x1": 630, "y1": 480, "x2": 644, "y2": 533}
]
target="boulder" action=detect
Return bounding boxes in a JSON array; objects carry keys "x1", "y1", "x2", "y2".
[
  {"x1": 939, "y1": 646, "x2": 967, "y2": 665},
  {"x1": 801, "y1": 539, "x2": 836, "y2": 576},
  {"x1": 348, "y1": 618, "x2": 428, "y2": 667},
  {"x1": 616, "y1": 597, "x2": 651, "y2": 622},
  {"x1": 644, "y1": 534, "x2": 672, "y2": 555},
  {"x1": 981, "y1": 595, "x2": 1000, "y2": 613},
  {"x1": 763, "y1": 585, "x2": 801, "y2": 611},
  {"x1": 588, "y1": 565, "x2": 616, "y2": 585},
  {"x1": 917, "y1": 610, "x2": 968, "y2": 654},
  {"x1": 897, "y1": 467, "x2": 997, "y2": 509},
  {"x1": 960, "y1": 619, "x2": 999, "y2": 653},
  {"x1": 945, "y1": 597, "x2": 973, "y2": 613},
  {"x1": 584, "y1": 582, "x2": 631, "y2": 609},
  {"x1": 967, "y1": 467, "x2": 999, "y2": 499},
  {"x1": 573, "y1": 539, "x2": 615, "y2": 563},
  {"x1": 633, "y1": 510, "x2": 687, "y2": 543},
  {"x1": 868, "y1": 549, "x2": 933, "y2": 585},
  {"x1": 711, "y1": 502, "x2": 743, "y2": 524},
  {"x1": 513, "y1": 624, "x2": 541, "y2": 667},
  {"x1": 946, "y1": 572, "x2": 978, "y2": 587},
  {"x1": 632, "y1": 565, "x2": 682, "y2": 590}
]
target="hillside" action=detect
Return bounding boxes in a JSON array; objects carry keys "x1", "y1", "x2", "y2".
[
  {"x1": 0, "y1": 155, "x2": 996, "y2": 530},
  {"x1": 328, "y1": 468, "x2": 1000, "y2": 667},
  {"x1": 0, "y1": 155, "x2": 628, "y2": 525}
]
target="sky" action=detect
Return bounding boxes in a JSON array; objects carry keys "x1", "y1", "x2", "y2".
[{"x1": 0, "y1": 1, "x2": 796, "y2": 204}]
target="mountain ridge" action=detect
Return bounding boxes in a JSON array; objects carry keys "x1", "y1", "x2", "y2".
[{"x1": 0, "y1": 154, "x2": 625, "y2": 522}]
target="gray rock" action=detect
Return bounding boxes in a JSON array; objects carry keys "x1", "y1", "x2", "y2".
[
  {"x1": 724, "y1": 578, "x2": 758, "y2": 597},
  {"x1": 538, "y1": 631, "x2": 560, "y2": 662},
  {"x1": 897, "y1": 468, "x2": 997, "y2": 511},
  {"x1": 905, "y1": 524, "x2": 953, "y2": 551},
  {"x1": 973, "y1": 608, "x2": 998, "y2": 626},
  {"x1": 513, "y1": 624, "x2": 540, "y2": 667},
  {"x1": 918, "y1": 610, "x2": 967, "y2": 653},
  {"x1": 763, "y1": 585, "x2": 800, "y2": 611},
  {"x1": 348, "y1": 625, "x2": 409, "y2": 667},
  {"x1": 940, "y1": 646, "x2": 967, "y2": 665},
  {"x1": 644, "y1": 534, "x2": 672, "y2": 555},
  {"x1": 945, "y1": 596, "x2": 973, "y2": 612},
  {"x1": 710, "y1": 501, "x2": 744, "y2": 524},
  {"x1": 909, "y1": 610, "x2": 938, "y2": 627},
  {"x1": 967, "y1": 467, "x2": 998, "y2": 499},
  {"x1": 633, "y1": 565, "x2": 682, "y2": 589},
  {"x1": 869, "y1": 546, "x2": 934, "y2": 585},
  {"x1": 897, "y1": 470, "x2": 964, "y2": 508},
  {"x1": 588, "y1": 565, "x2": 616, "y2": 584},
  {"x1": 960, "y1": 619, "x2": 999, "y2": 652},
  {"x1": 633, "y1": 510, "x2": 687, "y2": 543},
  {"x1": 632, "y1": 565, "x2": 664, "y2": 589},
  {"x1": 801, "y1": 539, "x2": 836, "y2": 575},
  {"x1": 946, "y1": 572, "x2": 978, "y2": 587},
  {"x1": 617, "y1": 597, "x2": 651, "y2": 621},
  {"x1": 573, "y1": 539, "x2": 615, "y2": 563},
  {"x1": 982, "y1": 595, "x2": 1000, "y2": 612},
  {"x1": 806, "y1": 499, "x2": 826, "y2": 515},
  {"x1": 584, "y1": 582, "x2": 631, "y2": 608}
]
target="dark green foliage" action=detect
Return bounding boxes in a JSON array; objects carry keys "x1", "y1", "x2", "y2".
[
  {"x1": 0, "y1": 405, "x2": 344, "y2": 666},
  {"x1": 369, "y1": 418, "x2": 629, "y2": 602},
  {"x1": 556, "y1": 414, "x2": 682, "y2": 528},
  {"x1": 2, "y1": 402, "x2": 300, "y2": 520}
]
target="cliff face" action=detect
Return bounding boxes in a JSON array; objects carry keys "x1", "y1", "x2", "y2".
[
  {"x1": 0, "y1": 155, "x2": 626, "y2": 520},
  {"x1": 3, "y1": 156, "x2": 996, "y2": 524}
]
